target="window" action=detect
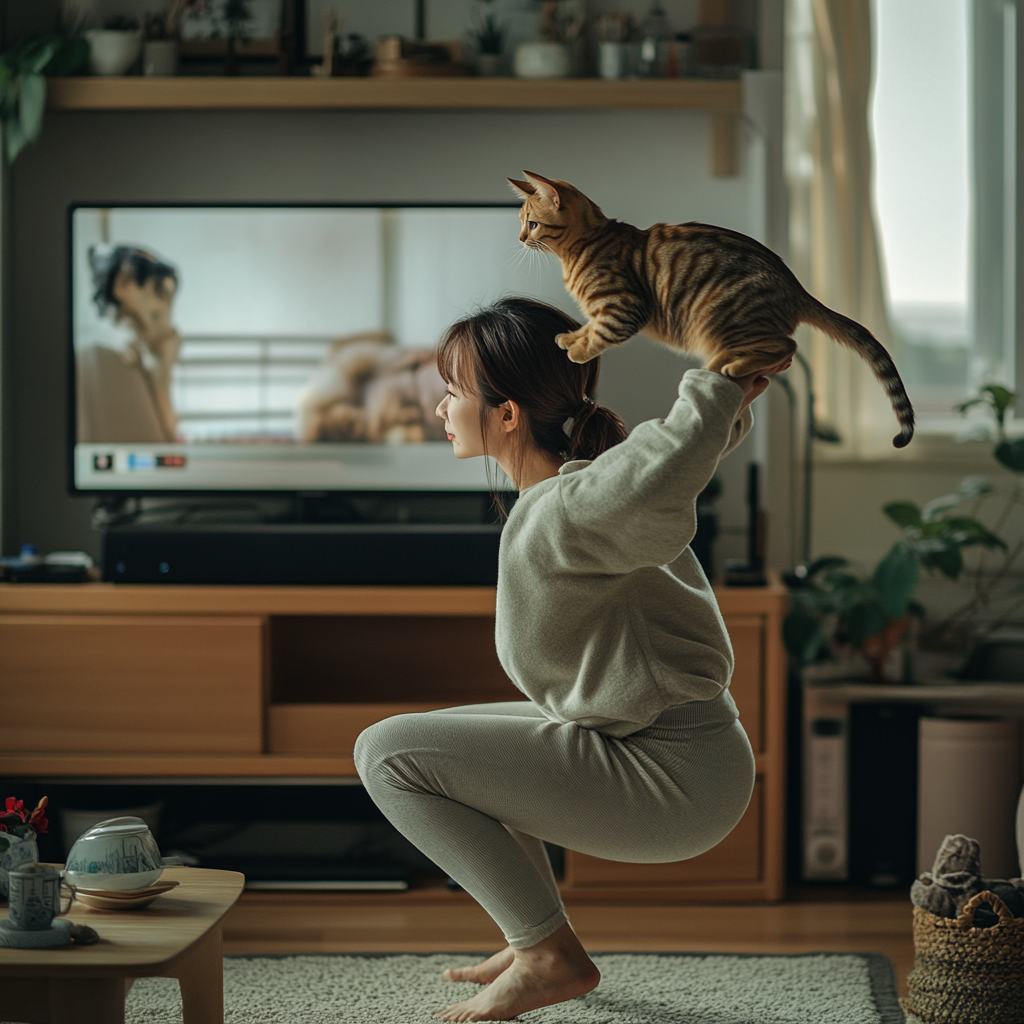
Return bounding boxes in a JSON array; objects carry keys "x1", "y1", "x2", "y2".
[
  {"x1": 872, "y1": 0, "x2": 1023, "y2": 426},
  {"x1": 871, "y1": 0, "x2": 971, "y2": 418}
]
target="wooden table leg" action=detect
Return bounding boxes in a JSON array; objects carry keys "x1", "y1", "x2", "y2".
[
  {"x1": 48, "y1": 977, "x2": 126, "y2": 1023},
  {"x1": 167, "y1": 924, "x2": 224, "y2": 1024}
]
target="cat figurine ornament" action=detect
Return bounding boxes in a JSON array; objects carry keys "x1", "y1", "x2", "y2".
[{"x1": 509, "y1": 170, "x2": 914, "y2": 448}]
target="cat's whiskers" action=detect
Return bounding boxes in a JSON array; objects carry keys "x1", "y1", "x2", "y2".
[{"x1": 509, "y1": 244, "x2": 533, "y2": 276}]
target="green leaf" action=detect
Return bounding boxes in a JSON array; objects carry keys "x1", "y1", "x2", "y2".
[
  {"x1": 5, "y1": 114, "x2": 25, "y2": 164},
  {"x1": 942, "y1": 517, "x2": 1006, "y2": 550},
  {"x1": 18, "y1": 73, "x2": 46, "y2": 149},
  {"x1": 883, "y1": 502, "x2": 923, "y2": 530},
  {"x1": 995, "y1": 438, "x2": 1024, "y2": 473},
  {"x1": 44, "y1": 37, "x2": 90, "y2": 77},
  {"x1": 0, "y1": 834, "x2": 9, "y2": 854},
  {"x1": 983, "y1": 384, "x2": 1016, "y2": 415},
  {"x1": 846, "y1": 601, "x2": 888, "y2": 649},
  {"x1": 921, "y1": 492, "x2": 966, "y2": 522},
  {"x1": 954, "y1": 396, "x2": 986, "y2": 416},
  {"x1": 873, "y1": 542, "x2": 919, "y2": 619},
  {"x1": 783, "y1": 611, "x2": 824, "y2": 665},
  {"x1": 957, "y1": 476, "x2": 994, "y2": 499},
  {"x1": 806, "y1": 556, "x2": 848, "y2": 578},
  {"x1": 920, "y1": 545, "x2": 964, "y2": 579},
  {"x1": 16, "y1": 36, "x2": 60, "y2": 75}
]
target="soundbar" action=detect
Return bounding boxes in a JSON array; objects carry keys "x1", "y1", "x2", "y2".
[{"x1": 100, "y1": 523, "x2": 502, "y2": 585}]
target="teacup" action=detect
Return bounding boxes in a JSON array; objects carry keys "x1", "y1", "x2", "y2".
[
  {"x1": 64, "y1": 816, "x2": 163, "y2": 891},
  {"x1": 8, "y1": 864, "x2": 63, "y2": 931}
]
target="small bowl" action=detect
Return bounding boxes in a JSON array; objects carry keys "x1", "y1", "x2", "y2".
[
  {"x1": 64, "y1": 816, "x2": 163, "y2": 891},
  {"x1": 85, "y1": 29, "x2": 142, "y2": 76}
]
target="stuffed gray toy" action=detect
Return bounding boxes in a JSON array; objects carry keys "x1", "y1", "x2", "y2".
[{"x1": 910, "y1": 834, "x2": 1024, "y2": 926}]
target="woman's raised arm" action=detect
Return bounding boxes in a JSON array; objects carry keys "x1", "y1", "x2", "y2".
[{"x1": 543, "y1": 369, "x2": 753, "y2": 575}]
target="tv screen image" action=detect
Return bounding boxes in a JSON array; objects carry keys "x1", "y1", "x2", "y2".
[{"x1": 70, "y1": 204, "x2": 571, "y2": 494}]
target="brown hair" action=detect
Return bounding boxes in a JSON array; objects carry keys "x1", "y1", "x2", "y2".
[{"x1": 436, "y1": 297, "x2": 627, "y2": 499}]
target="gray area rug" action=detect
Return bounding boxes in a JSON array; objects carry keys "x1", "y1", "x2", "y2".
[{"x1": 124, "y1": 951, "x2": 905, "y2": 1023}]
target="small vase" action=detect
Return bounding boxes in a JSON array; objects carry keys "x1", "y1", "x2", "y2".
[
  {"x1": 513, "y1": 41, "x2": 570, "y2": 79},
  {"x1": 477, "y1": 53, "x2": 502, "y2": 77},
  {"x1": 143, "y1": 39, "x2": 178, "y2": 76},
  {"x1": 85, "y1": 28, "x2": 142, "y2": 76},
  {"x1": 0, "y1": 833, "x2": 40, "y2": 897}
]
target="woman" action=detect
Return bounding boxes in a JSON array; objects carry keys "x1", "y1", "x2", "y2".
[
  {"x1": 354, "y1": 297, "x2": 789, "y2": 1022},
  {"x1": 77, "y1": 246, "x2": 182, "y2": 443}
]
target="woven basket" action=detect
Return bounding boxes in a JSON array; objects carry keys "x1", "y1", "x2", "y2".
[{"x1": 904, "y1": 890, "x2": 1024, "y2": 1024}]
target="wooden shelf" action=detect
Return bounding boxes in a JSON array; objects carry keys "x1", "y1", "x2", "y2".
[
  {"x1": 46, "y1": 76, "x2": 742, "y2": 112},
  {"x1": 806, "y1": 681, "x2": 1024, "y2": 704},
  {"x1": 44, "y1": 75, "x2": 744, "y2": 175},
  {"x1": 0, "y1": 752, "x2": 356, "y2": 777},
  {"x1": 0, "y1": 582, "x2": 496, "y2": 616}
]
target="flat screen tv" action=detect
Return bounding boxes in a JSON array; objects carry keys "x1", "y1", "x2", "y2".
[{"x1": 69, "y1": 203, "x2": 570, "y2": 495}]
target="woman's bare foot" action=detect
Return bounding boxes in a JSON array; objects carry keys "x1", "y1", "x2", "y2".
[
  {"x1": 443, "y1": 946, "x2": 515, "y2": 984},
  {"x1": 434, "y1": 923, "x2": 600, "y2": 1022}
]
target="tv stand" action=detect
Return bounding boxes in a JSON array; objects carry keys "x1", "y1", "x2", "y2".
[{"x1": 0, "y1": 582, "x2": 787, "y2": 902}]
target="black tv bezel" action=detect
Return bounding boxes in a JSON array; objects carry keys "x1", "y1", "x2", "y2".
[{"x1": 66, "y1": 200, "x2": 522, "y2": 499}]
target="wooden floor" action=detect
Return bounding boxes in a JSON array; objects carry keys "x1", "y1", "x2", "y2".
[{"x1": 222, "y1": 884, "x2": 916, "y2": 998}]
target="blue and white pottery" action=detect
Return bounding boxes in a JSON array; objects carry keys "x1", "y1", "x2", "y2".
[
  {"x1": 64, "y1": 816, "x2": 163, "y2": 891},
  {"x1": 8, "y1": 866, "x2": 61, "y2": 930},
  {"x1": 0, "y1": 833, "x2": 39, "y2": 897}
]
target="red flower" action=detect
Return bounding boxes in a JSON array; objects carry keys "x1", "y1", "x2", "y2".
[
  {"x1": 27, "y1": 796, "x2": 48, "y2": 835},
  {"x1": 5, "y1": 797, "x2": 26, "y2": 821},
  {"x1": 0, "y1": 796, "x2": 49, "y2": 836}
]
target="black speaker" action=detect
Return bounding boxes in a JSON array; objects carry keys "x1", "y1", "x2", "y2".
[
  {"x1": 101, "y1": 523, "x2": 502, "y2": 585},
  {"x1": 848, "y1": 701, "x2": 923, "y2": 887}
]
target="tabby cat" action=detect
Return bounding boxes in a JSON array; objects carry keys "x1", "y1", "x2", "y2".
[{"x1": 509, "y1": 170, "x2": 914, "y2": 448}]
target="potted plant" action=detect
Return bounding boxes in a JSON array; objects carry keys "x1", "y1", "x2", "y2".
[
  {"x1": 933, "y1": 384, "x2": 1024, "y2": 644},
  {"x1": 85, "y1": 16, "x2": 144, "y2": 76},
  {"x1": 219, "y1": 0, "x2": 253, "y2": 76},
  {"x1": 0, "y1": 796, "x2": 49, "y2": 896},
  {"x1": 784, "y1": 479, "x2": 1004, "y2": 681},
  {"x1": 472, "y1": 10, "x2": 506, "y2": 76},
  {"x1": 0, "y1": 34, "x2": 88, "y2": 163}
]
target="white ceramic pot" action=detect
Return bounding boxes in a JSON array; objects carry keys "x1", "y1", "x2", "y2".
[
  {"x1": 85, "y1": 29, "x2": 142, "y2": 76},
  {"x1": 143, "y1": 39, "x2": 178, "y2": 77},
  {"x1": 513, "y1": 41, "x2": 570, "y2": 79},
  {"x1": 0, "y1": 833, "x2": 40, "y2": 897},
  {"x1": 64, "y1": 816, "x2": 163, "y2": 891},
  {"x1": 598, "y1": 41, "x2": 626, "y2": 80}
]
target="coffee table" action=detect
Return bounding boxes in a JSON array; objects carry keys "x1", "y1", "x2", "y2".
[{"x1": 0, "y1": 867, "x2": 244, "y2": 1024}]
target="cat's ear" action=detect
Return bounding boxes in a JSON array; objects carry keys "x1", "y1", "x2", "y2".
[
  {"x1": 507, "y1": 177, "x2": 537, "y2": 199},
  {"x1": 522, "y1": 170, "x2": 561, "y2": 208}
]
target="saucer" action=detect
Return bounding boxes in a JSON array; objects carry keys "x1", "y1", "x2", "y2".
[
  {"x1": 0, "y1": 918, "x2": 72, "y2": 948},
  {"x1": 73, "y1": 879, "x2": 178, "y2": 911}
]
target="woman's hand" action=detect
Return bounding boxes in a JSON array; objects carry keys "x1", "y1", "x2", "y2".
[{"x1": 731, "y1": 356, "x2": 793, "y2": 414}]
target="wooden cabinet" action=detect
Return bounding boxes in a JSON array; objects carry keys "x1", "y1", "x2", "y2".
[
  {"x1": 0, "y1": 614, "x2": 264, "y2": 753},
  {"x1": 0, "y1": 582, "x2": 786, "y2": 901}
]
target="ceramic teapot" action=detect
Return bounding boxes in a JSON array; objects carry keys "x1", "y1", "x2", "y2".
[{"x1": 64, "y1": 816, "x2": 163, "y2": 891}]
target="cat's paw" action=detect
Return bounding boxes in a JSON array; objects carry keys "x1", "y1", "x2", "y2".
[{"x1": 556, "y1": 331, "x2": 605, "y2": 363}]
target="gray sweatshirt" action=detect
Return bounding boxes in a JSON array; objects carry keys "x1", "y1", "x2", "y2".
[{"x1": 494, "y1": 369, "x2": 753, "y2": 737}]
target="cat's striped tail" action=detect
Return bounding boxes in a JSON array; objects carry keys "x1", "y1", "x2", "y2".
[{"x1": 801, "y1": 299, "x2": 915, "y2": 448}]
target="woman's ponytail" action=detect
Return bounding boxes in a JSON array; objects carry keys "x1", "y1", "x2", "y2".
[{"x1": 566, "y1": 400, "x2": 628, "y2": 462}]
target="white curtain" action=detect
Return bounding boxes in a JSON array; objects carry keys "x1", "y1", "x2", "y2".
[{"x1": 785, "y1": 0, "x2": 900, "y2": 458}]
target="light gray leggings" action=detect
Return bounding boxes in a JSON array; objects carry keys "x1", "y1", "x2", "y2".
[{"x1": 354, "y1": 691, "x2": 755, "y2": 948}]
